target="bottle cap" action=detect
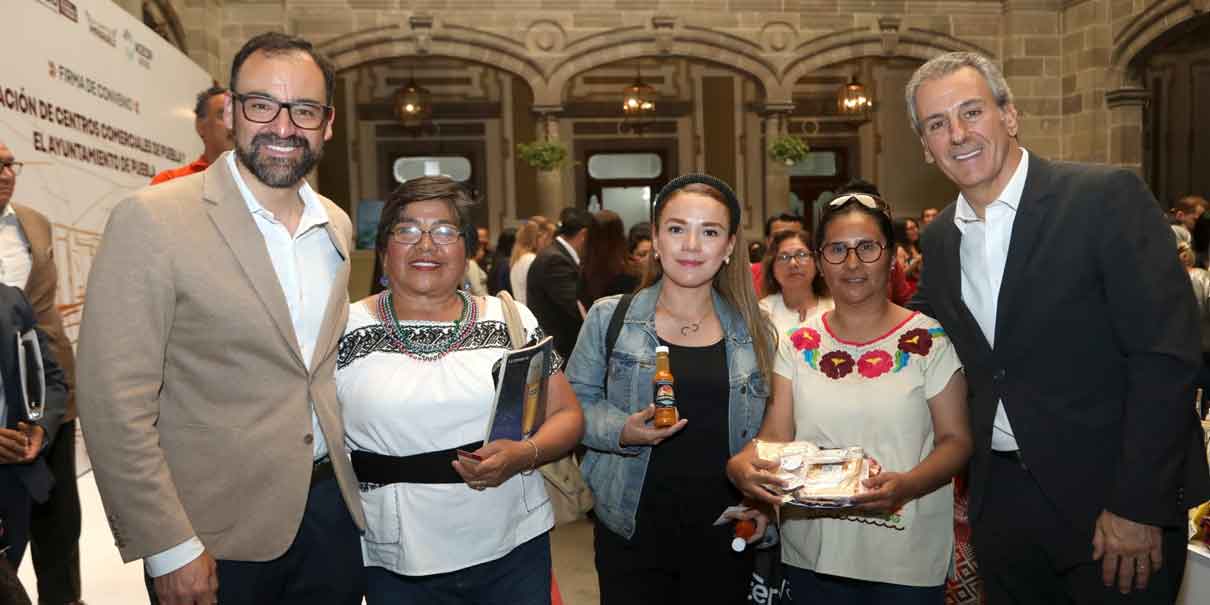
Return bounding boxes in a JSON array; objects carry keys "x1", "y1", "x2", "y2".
[
  {"x1": 731, "y1": 537, "x2": 747, "y2": 552},
  {"x1": 655, "y1": 345, "x2": 669, "y2": 353}
]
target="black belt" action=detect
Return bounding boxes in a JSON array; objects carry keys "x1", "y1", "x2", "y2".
[
  {"x1": 311, "y1": 457, "x2": 334, "y2": 488},
  {"x1": 990, "y1": 449, "x2": 1027, "y2": 470},
  {"x1": 352, "y1": 442, "x2": 480, "y2": 486}
]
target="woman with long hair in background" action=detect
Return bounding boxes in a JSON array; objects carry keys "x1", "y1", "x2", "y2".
[
  {"x1": 487, "y1": 227, "x2": 516, "y2": 295},
  {"x1": 580, "y1": 210, "x2": 636, "y2": 306},
  {"x1": 510, "y1": 216, "x2": 553, "y2": 305}
]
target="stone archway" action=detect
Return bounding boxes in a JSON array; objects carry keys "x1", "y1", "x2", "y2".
[
  {"x1": 317, "y1": 22, "x2": 548, "y2": 96},
  {"x1": 1111, "y1": 7, "x2": 1210, "y2": 203},
  {"x1": 142, "y1": 0, "x2": 187, "y2": 53},
  {"x1": 541, "y1": 27, "x2": 779, "y2": 107},
  {"x1": 777, "y1": 27, "x2": 996, "y2": 100},
  {"x1": 1110, "y1": 0, "x2": 1206, "y2": 86}
]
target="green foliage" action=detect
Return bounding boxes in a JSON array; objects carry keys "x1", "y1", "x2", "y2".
[
  {"x1": 517, "y1": 140, "x2": 568, "y2": 171},
  {"x1": 768, "y1": 135, "x2": 810, "y2": 165}
]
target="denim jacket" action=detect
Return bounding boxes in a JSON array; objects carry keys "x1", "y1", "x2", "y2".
[{"x1": 565, "y1": 281, "x2": 770, "y2": 539}]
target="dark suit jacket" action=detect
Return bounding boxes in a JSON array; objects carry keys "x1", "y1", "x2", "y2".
[
  {"x1": 12, "y1": 205, "x2": 75, "y2": 422},
  {"x1": 910, "y1": 153, "x2": 1210, "y2": 536},
  {"x1": 0, "y1": 283, "x2": 67, "y2": 510},
  {"x1": 526, "y1": 239, "x2": 583, "y2": 364}
]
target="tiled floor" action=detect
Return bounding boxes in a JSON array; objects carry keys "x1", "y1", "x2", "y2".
[{"x1": 16, "y1": 435, "x2": 601, "y2": 604}]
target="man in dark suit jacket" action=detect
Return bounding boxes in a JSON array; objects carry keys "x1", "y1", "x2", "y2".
[
  {"x1": 0, "y1": 283, "x2": 67, "y2": 581},
  {"x1": 527, "y1": 207, "x2": 594, "y2": 364},
  {"x1": 0, "y1": 139, "x2": 81, "y2": 605},
  {"x1": 906, "y1": 52, "x2": 1210, "y2": 603}
]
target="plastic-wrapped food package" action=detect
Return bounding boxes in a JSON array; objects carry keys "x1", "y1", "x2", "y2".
[{"x1": 755, "y1": 440, "x2": 870, "y2": 507}]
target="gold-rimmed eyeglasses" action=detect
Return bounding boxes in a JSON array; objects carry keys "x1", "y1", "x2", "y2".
[{"x1": 390, "y1": 223, "x2": 463, "y2": 246}]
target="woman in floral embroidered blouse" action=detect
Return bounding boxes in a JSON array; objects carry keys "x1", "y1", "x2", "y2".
[{"x1": 727, "y1": 193, "x2": 972, "y2": 604}]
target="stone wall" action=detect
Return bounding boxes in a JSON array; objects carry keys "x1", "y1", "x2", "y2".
[{"x1": 119, "y1": 1, "x2": 1206, "y2": 171}]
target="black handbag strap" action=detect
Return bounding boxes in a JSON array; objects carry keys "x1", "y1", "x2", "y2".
[{"x1": 602, "y1": 293, "x2": 635, "y2": 399}]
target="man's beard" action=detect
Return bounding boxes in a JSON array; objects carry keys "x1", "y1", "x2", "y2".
[{"x1": 234, "y1": 130, "x2": 323, "y2": 189}]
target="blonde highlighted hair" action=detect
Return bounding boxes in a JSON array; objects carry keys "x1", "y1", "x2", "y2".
[{"x1": 511, "y1": 216, "x2": 554, "y2": 265}]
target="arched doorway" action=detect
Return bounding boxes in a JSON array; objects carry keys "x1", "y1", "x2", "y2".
[
  {"x1": 1131, "y1": 14, "x2": 1210, "y2": 206},
  {"x1": 559, "y1": 56, "x2": 770, "y2": 233}
]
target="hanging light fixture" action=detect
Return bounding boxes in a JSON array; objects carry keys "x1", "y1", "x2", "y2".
[
  {"x1": 837, "y1": 75, "x2": 873, "y2": 114},
  {"x1": 620, "y1": 61, "x2": 657, "y2": 134},
  {"x1": 394, "y1": 68, "x2": 432, "y2": 126}
]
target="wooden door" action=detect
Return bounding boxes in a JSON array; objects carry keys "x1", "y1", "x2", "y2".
[{"x1": 1142, "y1": 17, "x2": 1210, "y2": 206}]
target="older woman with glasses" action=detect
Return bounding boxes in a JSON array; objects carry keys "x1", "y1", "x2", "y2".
[
  {"x1": 759, "y1": 229, "x2": 833, "y2": 335},
  {"x1": 727, "y1": 192, "x2": 972, "y2": 604},
  {"x1": 336, "y1": 176, "x2": 584, "y2": 604}
]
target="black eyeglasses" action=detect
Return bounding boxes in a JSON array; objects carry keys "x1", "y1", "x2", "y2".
[
  {"x1": 232, "y1": 93, "x2": 333, "y2": 130},
  {"x1": 0, "y1": 161, "x2": 23, "y2": 176},
  {"x1": 390, "y1": 223, "x2": 463, "y2": 246},
  {"x1": 774, "y1": 250, "x2": 812, "y2": 264},
  {"x1": 818, "y1": 240, "x2": 886, "y2": 265}
]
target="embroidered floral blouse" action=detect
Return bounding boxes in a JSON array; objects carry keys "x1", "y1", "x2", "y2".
[{"x1": 775, "y1": 310, "x2": 963, "y2": 587}]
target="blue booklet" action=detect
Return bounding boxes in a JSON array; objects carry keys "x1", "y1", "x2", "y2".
[{"x1": 484, "y1": 335, "x2": 554, "y2": 445}]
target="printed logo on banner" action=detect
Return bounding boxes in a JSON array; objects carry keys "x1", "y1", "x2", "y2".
[
  {"x1": 122, "y1": 29, "x2": 155, "y2": 70},
  {"x1": 59, "y1": 0, "x2": 77, "y2": 22},
  {"x1": 35, "y1": 0, "x2": 59, "y2": 13},
  {"x1": 85, "y1": 11, "x2": 117, "y2": 47}
]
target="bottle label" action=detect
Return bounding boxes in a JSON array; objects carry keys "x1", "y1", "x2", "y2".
[{"x1": 654, "y1": 380, "x2": 675, "y2": 407}]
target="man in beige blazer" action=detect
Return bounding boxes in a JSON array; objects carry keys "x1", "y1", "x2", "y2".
[
  {"x1": 77, "y1": 33, "x2": 365, "y2": 605},
  {"x1": 0, "y1": 141, "x2": 82, "y2": 605}
]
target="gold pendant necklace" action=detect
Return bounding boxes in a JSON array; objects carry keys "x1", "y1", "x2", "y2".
[{"x1": 657, "y1": 298, "x2": 712, "y2": 336}]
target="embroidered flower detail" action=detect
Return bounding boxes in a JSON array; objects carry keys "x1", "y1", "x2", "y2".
[
  {"x1": 820, "y1": 350, "x2": 855, "y2": 379},
  {"x1": 790, "y1": 327, "x2": 821, "y2": 351},
  {"x1": 897, "y1": 328, "x2": 933, "y2": 356},
  {"x1": 858, "y1": 350, "x2": 894, "y2": 378}
]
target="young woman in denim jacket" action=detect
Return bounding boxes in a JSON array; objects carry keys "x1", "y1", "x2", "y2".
[{"x1": 566, "y1": 174, "x2": 776, "y2": 604}]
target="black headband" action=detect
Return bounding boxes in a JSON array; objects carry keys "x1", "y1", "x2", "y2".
[{"x1": 652, "y1": 173, "x2": 742, "y2": 234}]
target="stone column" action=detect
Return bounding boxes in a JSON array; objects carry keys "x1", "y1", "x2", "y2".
[
  {"x1": 533, "y1": 106, "x2": 566, "y2": 220},
  {"x1": 1104, "y1": 87, "x2": 1148, "y2": 175},
  {"x1": 762, "y1": 103, "x2": 795, "y2": 219}
]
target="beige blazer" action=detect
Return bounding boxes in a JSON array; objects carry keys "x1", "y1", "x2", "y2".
[
  {"x1": 12, "y1": 204, "x2": 76, "y2": 421},
  {"x1": 76, "y1": 154, "x2": 366, "y2": 564}
]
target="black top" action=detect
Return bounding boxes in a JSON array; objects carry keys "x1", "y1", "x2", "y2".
[{"x1": 633, "y1": 338, "x2": 740, "y2": 541}]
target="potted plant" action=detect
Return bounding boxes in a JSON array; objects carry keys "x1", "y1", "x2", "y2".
[
  {"x1": 517, "y1": 140, "x2": 568, "y2": 171},
  {"x1": 768, "y1": 135, "x2": 810, "y2": 166}
]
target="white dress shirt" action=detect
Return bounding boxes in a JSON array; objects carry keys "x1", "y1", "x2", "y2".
[
  {"x1": 953, "y1": 148, "x2": 1030, "y2": 452},
  {"x1": 0, "y1": 203, "x2": 32, "y2": 291},
  {"x1": 555, "y1": 235, "x2": 581, "y2": 266},
  {"x1": 145, "y1": 153, "x2": 343, "y2": 577}
]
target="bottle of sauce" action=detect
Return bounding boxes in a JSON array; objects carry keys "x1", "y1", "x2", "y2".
[{"x1": 653, "y1": 345, "x2": 678, "y2": 428}]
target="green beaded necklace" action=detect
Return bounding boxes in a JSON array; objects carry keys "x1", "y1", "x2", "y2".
[{"x1": 377, "y1": 289, "x2": 477, "y2": 361}]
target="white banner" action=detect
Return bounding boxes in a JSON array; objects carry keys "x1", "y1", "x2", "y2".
[{"x1": 1, "y1": 0, "x2": 211, "y2": 340}]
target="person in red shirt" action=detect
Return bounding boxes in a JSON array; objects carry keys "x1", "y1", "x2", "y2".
[{"x1": 150, "y1": 86, "x2": 233, "y2": 184}]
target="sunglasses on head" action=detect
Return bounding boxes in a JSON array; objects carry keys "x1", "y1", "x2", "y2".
[{"x1": 827, "y1": 193, "x2": 887, "y2": 210}]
